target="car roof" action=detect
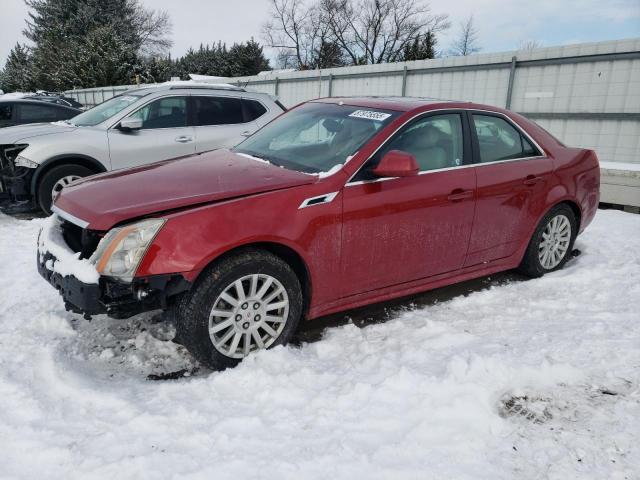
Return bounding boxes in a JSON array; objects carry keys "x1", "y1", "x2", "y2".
[
  {"x1": 312, "y1": 96, "x2": 507, "y2": 114},
  {"x1": 126, "y1": 82, "x2": 247, "y2": 96}
]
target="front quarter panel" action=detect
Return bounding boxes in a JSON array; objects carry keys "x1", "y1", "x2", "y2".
[
  {"x1": 21, "y1": 127, "x2": 111, "y2": 169},
  {"x1": 136, "y1": 179, "x2": 346, "y2": 309}
]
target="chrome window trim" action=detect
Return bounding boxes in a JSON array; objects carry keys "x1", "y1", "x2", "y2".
[
  {"x1": 52, "y1": 205, "x2": 89, "y2": 229},
  {"x1": 345, "y1": 108, "x2": 547, "y2": 187}
]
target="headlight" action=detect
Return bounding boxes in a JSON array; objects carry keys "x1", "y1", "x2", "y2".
[
  {"x1": 14, "y1": 154, "x2": 39, "y2": 168},
  {"x1": 89, "y1": 218, "x2": 166, "y2": 281}
]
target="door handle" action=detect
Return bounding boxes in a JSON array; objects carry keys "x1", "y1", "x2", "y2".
[
  {"x1": 447, "y1": 189, "x2": 474, "y2": 202},
  {"x1": 240, "y1": 130, "x2": 252, "y2": 137},
  {"x1": 175, "y1": 136, "x2": 193, "y2": 143},
  {"x1": 523, "y1": 175, "x2": 542, "y2": 186}
]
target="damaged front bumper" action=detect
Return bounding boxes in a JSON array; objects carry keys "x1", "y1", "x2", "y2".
[
  {"x1": 0, "y1": 166, "x2": 35, "y2": 211},
  {"x1": 37, "y1": 217, "x2": 191, "y2": 319},
  {"x1": 0, "y1": 145, "x2": 34, "y2": 209}
]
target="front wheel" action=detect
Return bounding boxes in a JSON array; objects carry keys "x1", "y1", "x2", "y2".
[
  {"x1": 176, "y1": 249, "x2": 303, "y2": 371},
  {"x1": 37, "y1": 164, "x2": 94, "y2": 215},
  {"x1": 518, "y1": 204, "x2": 577, "y2": 277}
]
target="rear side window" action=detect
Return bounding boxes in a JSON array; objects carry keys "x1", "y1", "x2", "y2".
[
  {"x1": 0, "y1": 104, "x2": 12, "y2": 122},
  {"x1": 130, "y1": 96, "x2": 188, "y2": 129},
  {"x1": 193, "y1": 96, "x2": 244, "y2": 126},
  {"x1": 243, "y1": 99, "x2": 267, "y2": 121},
  {"x1": 472, "y1": 114, "x2": 540, "y2": 163},
  {"x1": 18, "y1": 104, "x2": 58, "y2": 122}
]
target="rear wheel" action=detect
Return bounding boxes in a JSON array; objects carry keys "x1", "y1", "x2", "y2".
[
  {"x1": 37, "y1": 164, "x2": 94, "y2": 215},
  {"x1": 518, "y1": 204, "x2": 577, "y2": 277},
  {"x1": 176, "y1": 249, "x2": 303, "y2": 371}
]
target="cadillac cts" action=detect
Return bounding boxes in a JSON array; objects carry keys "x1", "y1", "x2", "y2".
[{"x1": 38, "y1": 97, "x2": 600, "y2": 370}]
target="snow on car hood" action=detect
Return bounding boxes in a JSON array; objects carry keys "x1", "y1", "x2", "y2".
[
  {"x1": 0, "y1": 122, "x2": 77, "y2": 143},
  {"x1": 54, "y1": 149, "x2": 317, "y2": 231}
]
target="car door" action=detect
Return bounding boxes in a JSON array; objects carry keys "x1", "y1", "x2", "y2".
[
  {"x1": 464, "y1": 112, "x2": 554, "y2": 266},
  {"x1": 0, "y1": 103, "x2": 15, "y2": 127},
  {"x1": 191, "y1": 95, "x2": 261, "y2": 152},
  {"x1": 107, "y1": 95, "x2": 195, "y2": 170},
  {"x1": 340, "y1": 111, "x2": 476, "y2": 297}
]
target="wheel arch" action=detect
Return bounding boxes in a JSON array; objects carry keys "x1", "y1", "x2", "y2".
[
  {"x1": 558, "y1": 199, "x2": 582, "y2": 232},
  {"x1": 193, "y1": 241, "x2": 313, "y2": 318},
  {"x1": 31, "y1": 154, "x2": 107, "y2": 199}
]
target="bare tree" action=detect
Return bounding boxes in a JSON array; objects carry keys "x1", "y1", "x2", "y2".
[
  {"x1": 264, "y1": 0, "x2": 449, "y2": 68},
  {"x1": 321, "y1": 0, "x2": 449, "y2": 64},
  {"x1": 130, "y1": 5, "x2": 173, "y2": 57},
  {"x1": 518, "y1": 39, "x2": 543, "y2": 51},
  {"x1": 449, "y1": 15, "x2": 480, "y2": 56},
  {"x1": 263, "y1": 0, "x2": 328, "y2": 69}
]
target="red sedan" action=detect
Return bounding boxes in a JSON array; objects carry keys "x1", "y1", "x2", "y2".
[{"x1": 38, "y1": 97, "x2": 600, "y2": 370}]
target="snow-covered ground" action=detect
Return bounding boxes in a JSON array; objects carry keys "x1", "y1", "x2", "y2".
[{"x1": 0, "y1": 209, "x2": 638, "y2": 479}]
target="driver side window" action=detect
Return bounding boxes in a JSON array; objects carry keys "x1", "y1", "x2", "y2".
[
  {"x1": 355, "y1": 113, "x2": 464, "y2": 181},
  {"x1": 129, "y1": 96, "x2": 187, "y2": 130}
]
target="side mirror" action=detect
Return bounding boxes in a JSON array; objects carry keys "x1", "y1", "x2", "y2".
[
  {"x1": 371, "y1": 150, "x2": 419, "y2": 178},
  {"x1": 118, "y1": 117, "x2": 143, "y2": 132}
]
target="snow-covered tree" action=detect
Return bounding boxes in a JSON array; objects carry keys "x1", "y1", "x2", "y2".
[
  {"x1": 0, "y1": 43, "x2": 34, "y2": 92},
  {"x1": 20, "y1": 0, "x2": 172, "y2": 90},
  {"x1": 228, "y1": 39, "x2": 271, "y2": 76}
]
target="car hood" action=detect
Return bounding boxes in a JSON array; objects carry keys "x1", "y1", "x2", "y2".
[
  {"x1": 0, "y1": 122, "x2": 77, "y2": 143},
  {"x1": 54, "y1": 149, "x2": 316, "y2": 231}
]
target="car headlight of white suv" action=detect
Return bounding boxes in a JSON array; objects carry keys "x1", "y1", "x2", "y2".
[
  {"x1": 89, "y1": 218, "x2": 166, "y2": 281},
  {"x1": 14, "y1": 154, "x2": 39, "y2": 168}
]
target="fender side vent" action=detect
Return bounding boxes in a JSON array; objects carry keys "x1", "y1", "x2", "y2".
[{"x1": 299, "y1": 192, "x2": 338, "y2": 209}]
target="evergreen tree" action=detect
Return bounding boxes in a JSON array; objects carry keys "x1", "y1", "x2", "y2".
[
  {"x1": 171, "y1": 39, "x2": 270, "y2": 79},
  {"x1": 227, "y1": 39, "x2": 271, "y2": 76},
  {"x1": 19, "y1": 0, "x2": 171, "y2": 90},
  {"x1": 402, "y1": 32, "x2": 437, "y2": 61},
  {"x1": 311, "y1": 40, "x2": 346, "y2": 69},
  {"x1": 0, "y1": 43, "x2": 34, "y2": 92}
]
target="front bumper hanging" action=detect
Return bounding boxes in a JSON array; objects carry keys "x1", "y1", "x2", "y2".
[{"x1": 37, "y1": 218, "x2": 192, "y2": 319}]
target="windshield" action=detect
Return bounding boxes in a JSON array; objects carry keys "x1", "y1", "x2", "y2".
[
  {"x1": 69, "y1": 93, "x2": 146, "y2": 127},
  {"x1": 233, "y1": 102, "x2": 398, "y2": 174}
]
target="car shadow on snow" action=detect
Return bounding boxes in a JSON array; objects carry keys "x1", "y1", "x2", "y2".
[
  {"x1": 63, "y1": 269, "x2": 527, "y2": 381},
  {"x1": 292, "y1": 270, "x2": 526, "y2": 345}
]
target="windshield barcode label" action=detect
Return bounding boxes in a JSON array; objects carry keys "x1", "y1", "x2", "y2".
[{"x1": 348, "y1": 110, "x2": 391, "y2": 121}]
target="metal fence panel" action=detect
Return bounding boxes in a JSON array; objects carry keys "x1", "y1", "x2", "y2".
[{"x1": 65, "y1": 38, "x2": 640, "y2": 167}]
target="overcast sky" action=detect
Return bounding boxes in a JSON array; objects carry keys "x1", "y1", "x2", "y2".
[{"x1": 1, "y1": 0, "x2": 639, "y2": 67}]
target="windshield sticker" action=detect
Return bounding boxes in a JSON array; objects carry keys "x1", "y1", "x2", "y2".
[{"x1": 348, "y1": 110, "x2": 391, "y2": 121}]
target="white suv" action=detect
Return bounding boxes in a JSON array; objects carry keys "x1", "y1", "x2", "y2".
[{"x1": 0, "y1": 83, "x2": 285, "y2": 214}]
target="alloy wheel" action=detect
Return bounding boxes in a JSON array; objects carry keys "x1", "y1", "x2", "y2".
[
  {"x1": 538, "y1": 214, "x2": 571, "y2": 269},
  {"x1": 208, "y1": 274, "x2": 289, "y2": 359},
  {"x1": 52, "y1": 175, "x2": 81, "y2": 197}
]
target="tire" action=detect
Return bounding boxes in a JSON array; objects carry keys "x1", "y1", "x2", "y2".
[
  {"x1": 176, "y1": 249, "x2": 303, "y2": 371},
  {"x1": 37, "y1": 164, "x2": 94, "y2": 215},
  {"x1": 518, "y1": 203, "x2": 577, "y2": 278}
]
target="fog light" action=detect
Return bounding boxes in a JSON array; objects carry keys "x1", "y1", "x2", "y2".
[{"x1": 135, "y1": 287, "x2": 149, "y2": 300}]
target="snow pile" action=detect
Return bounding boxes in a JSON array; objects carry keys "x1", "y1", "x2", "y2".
[
  {"x1": 0, "y1": 210, "x2": 638, "y2": 479},
  {"x1": 37, "y1": 214, "x2": 99, "y2": 284}
]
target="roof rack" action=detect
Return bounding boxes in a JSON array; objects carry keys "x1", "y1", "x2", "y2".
[{"x1": 168, "y1": 84, "x2": 245, "y2": 92}]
